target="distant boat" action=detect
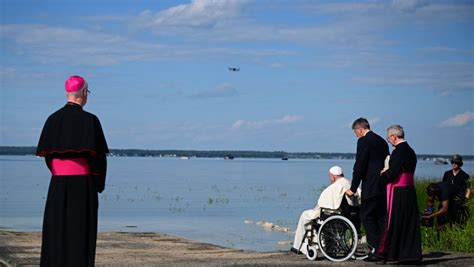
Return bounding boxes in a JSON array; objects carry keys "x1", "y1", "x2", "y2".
[
  {"x1": 281, "y1": 157, "x2": 288, "y2": 160},
  {"x1": 180, "y1": 156, "x2": 190, "y2": 160},
  {"x1": 224, "y1": 155, "x2": 234, "y2": 160},
  {"x1": 434, "y1": 158, "x2": 448, "y2": 165}
]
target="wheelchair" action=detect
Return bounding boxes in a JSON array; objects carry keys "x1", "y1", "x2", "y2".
[{"x1": 301, "y1": 197, "x2": 372, "y2": 262}]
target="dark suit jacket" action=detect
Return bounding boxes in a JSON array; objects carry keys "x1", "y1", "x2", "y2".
[{"x1": 350, "y1": 131, "x2": 389, "y2": 200}]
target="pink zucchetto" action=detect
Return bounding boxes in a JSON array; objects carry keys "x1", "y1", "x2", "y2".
[{"x1": 65, "y1": 75, "x2": 88, "y2": 92}]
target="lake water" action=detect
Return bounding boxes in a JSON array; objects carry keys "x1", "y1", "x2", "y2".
[{"x1": 1, "y1": 155, "x2": 473, "y2": 252}]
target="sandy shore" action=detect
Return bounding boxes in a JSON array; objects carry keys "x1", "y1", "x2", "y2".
[{"x1": 1, "y1": 230, "x2": 473, "y2": 266}]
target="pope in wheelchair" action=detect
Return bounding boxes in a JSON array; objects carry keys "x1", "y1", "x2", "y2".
[{"x1": 291, "y1": 166, "x2": 369, "y2": 262}]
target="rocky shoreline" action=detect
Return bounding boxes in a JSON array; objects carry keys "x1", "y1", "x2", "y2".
[{"x1": 1, "y1": 230, "x2": 473, "y2": 266}]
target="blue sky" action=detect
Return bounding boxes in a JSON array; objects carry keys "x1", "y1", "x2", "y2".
[{"x1": 1, "y1": 0, "x2": 473, "y2": 154}]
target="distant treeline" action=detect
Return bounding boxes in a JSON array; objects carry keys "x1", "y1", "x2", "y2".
[{"x1": 1, "y1": 146, "x2": 472, "y2": 161}]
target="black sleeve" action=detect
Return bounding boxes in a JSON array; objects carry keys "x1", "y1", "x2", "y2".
[
  {"x1": 381, "y1": 148, "x2": 403, "y2": 183},
  {"x1": 351, "y1": 138, "x2": 368, "y2": 193},
  {"x1": 442, "y1": 171, "x2": 449, "y2": 183},
  {"x1": 462, "y1": 171, "x2": 471, "y2": 189},
  {"x1": 36, "y1": 117, "x2": 51, "y2": 156},
  {"x1": 89, "y1": 154, "x2": 107, "y2": 193},
  {"x1": 93, "y1": 116, "x2": 109, "y2": 154},
  {"x1": 44, "y1": 156, "x2": 52, "y2": 171},
  {"x1": 90, "y1": 116, "x2": 108, "y2": 193}
]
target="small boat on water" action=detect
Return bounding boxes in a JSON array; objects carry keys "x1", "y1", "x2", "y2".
[
  {"x1": 281, "y1": 157, "x2": 288, "y2": 160},
  {"x1": 434, "y1": 158, "x2": 448, "y2": 165},
  {"x1": 224, "y1": 155, "x2": 234, "y2": 160},
  {"x1": 180, "y1": 156, "x2": 190, "y2": 160}
]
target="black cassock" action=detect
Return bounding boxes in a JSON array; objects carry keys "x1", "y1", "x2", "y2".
[
  {"x1": 37, "y1": 103, "x2": 108, "y2": 267},
  {"x1": 377, "y1": 141, "x2": 422, "y2": 262}
]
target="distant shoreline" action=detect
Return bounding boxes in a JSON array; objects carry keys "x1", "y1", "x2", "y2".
[{"x1": 1, "y1": 146, "x2": 473, "y2": 161}]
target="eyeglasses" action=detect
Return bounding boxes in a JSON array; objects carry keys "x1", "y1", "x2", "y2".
[
  {"x1": 84, "y1": 88, "x2": 91, "y2": 95},
  {"x1": 451, "y1": 161, "x2": 459, "y2": 165}
]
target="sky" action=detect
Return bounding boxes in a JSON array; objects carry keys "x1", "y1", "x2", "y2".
[{"x1": 0, "y1": 0, "x2": 473, "y2": 155}]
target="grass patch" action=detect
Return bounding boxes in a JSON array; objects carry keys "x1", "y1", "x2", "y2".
[{"x1": 415, "y1": 178, "x2": 474, "y2": 253}]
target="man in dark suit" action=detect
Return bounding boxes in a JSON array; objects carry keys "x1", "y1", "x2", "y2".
[{"x1": 345, "y1": 118, "x2": 389, "y2": 261}]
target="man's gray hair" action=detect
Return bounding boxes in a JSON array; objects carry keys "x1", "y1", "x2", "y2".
[{"x1": 387, "y1": 124, "x2": 404, "y2": 138}]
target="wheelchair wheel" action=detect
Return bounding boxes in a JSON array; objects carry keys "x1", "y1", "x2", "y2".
[
  {"x1": 317, "y1": 215, "x2": 358, "y2": 262},
  {"x1": 306, "y1": 245, "x2": 318, "y2": 261}
]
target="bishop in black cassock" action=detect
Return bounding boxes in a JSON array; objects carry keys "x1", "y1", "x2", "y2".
[{"x1": 36, "y1": 75, "x2": 108, "y2": 267}]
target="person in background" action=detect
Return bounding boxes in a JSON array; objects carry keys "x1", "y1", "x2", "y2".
[
  {"x1": 423, "y1": 181, "x2": 470, "y2": 227},
  {"x1": 36, "y1": 75, "x2": 108, "y2": 267},
  {"x1": 442, "y1": 155, "x2": 471, "y2": 200},
  {"x1": 291, "y1": 166, "x2": 360, "y2": 255},
  {"x1": 345, "y1": 117, "x2": 389, "y2": 262},
  {"x1": 377, "y1": 125, "x2": 422, "y2": 264}
]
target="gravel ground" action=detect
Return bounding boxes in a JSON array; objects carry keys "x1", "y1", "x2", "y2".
[{"x1": 1, "y1": 230, "x2": 473, "y2": 266}]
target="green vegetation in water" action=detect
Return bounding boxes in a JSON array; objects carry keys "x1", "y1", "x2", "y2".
[{"x1": 415, "y1": 178, "x2": 474, "y2": 253}]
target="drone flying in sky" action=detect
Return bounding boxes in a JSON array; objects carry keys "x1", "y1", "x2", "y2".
[{"x1": 228, "y1": 67, "x2": 240, "y2": 72}]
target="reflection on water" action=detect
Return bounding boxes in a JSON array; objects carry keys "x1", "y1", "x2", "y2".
[{"x1": 1, "y1": 155, "x2": 472, "y2": 251}]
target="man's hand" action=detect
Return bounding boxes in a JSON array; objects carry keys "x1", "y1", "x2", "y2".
[{"x1": 345, "y1": 189, "x2": 354, "y2": 197}]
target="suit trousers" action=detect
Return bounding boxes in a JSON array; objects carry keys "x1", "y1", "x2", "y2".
[{"x1": 360, "y1": 195, "x2": 386, "y2": 250}]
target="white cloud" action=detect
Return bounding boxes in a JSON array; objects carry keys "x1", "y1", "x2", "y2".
[
  {"x1": 231, "y1": 115, "x2": 302, "y2": 130},
  {"x1": 269, "y1": 62, "x2": 285, "y2": 69},
  {"x1": 369, "y1": 117, "x2": 381, "y2": 126},
  {"x1": 439, "y1": 112, "x2": 474, "y2": 127},
  {"x1": 421, "y1": 46, "x2": 474, "y2": 55},
  {"x1": 2, "y1": 1, "x2": 473, "y2": 93},
  {"x1": 0, "y1": 25, "x2": 163, "y2": 66},
  {"x1": 0, "y1": 66, "x2": 65, "y2": 89},
  {"x1": 353, "y1": 61, "x2": 474, "y2": 92},
  {"x1": 391, "y1": 0, "x2": 429, "y2": 12},
  {"x1": 139, "y1": 0, "x2": 247, "y2": 28},
  {"x1": 191, "y1": 83, "x2": 238, "y2": 98},
  {"x1": 275, "y1": 115, "x2": 303, "y2": 124},
  {"x1": 0, "y1": 23, "x2": 295, "y2": 67}
]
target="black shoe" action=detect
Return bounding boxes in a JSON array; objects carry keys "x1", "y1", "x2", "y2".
[
  {"x1": 364, "y1": 253, "x2": 379, "y2": 262},
  {"x1": 290, "y1": 247, "x2": 302, "y2": 254}
]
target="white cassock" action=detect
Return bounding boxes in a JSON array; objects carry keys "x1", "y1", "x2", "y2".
[{"x1": 292, "y1": 177, "x2": 361, "y2": 254}]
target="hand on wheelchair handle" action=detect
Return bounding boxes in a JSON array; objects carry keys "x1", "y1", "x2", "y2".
[{"x1": 345, "y1": 189, "x2": 354, "y2": 197}]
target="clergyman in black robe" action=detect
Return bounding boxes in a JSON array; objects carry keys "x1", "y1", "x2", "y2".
[
  {"x1": 36, "y1": 75, "x2": 108, "y2": 267},
  {"x1": 377, "y1": 124, "x2": 422, "y2": 263}
]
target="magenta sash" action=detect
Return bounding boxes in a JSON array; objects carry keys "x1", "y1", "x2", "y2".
[
  {"x1": 51, "y1": 158, "x2": 90, "y2": 176},
  {"x1": 386, "y1": 173, "x2": 414, "y2": 228}
]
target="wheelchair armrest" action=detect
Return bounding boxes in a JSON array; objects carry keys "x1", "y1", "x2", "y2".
[
  {"x1": 320, "y1": 208, "x2": 342, "y2": 220},
  {"x1": 320, "y1": 208, "x2": 342, "y2": 215}
]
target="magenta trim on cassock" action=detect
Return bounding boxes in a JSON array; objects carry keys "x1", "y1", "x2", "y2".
[
  {"x1": 378, "y1": 172, "x2": 414, "y2": 255},
  {"x1": 386, "y1": 173, "x2": 414, "y2": 231},
  {"x1": 51, "y1": 158, "x2": 91, "y2": 176}
]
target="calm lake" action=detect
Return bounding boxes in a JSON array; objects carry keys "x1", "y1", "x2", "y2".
[{"x1": 1, "y1": 155, "x2": 473, "y2": 252}]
